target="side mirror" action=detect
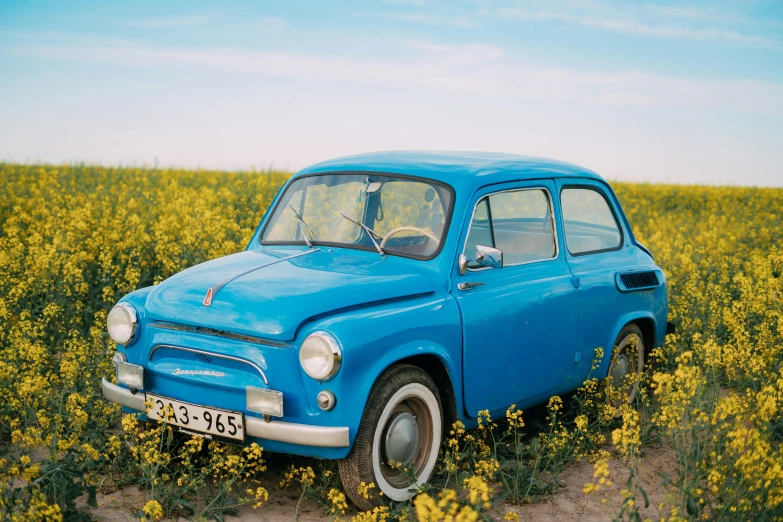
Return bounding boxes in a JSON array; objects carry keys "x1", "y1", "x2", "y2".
[
  {"x1": 458, "y1": 245, "x2": 503, "y2": 275},
  {"x1": 475, "y1": 244, "x2": 503, "y2": 269}
]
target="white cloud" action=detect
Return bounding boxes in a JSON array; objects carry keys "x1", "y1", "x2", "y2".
[
  {"x1": 640, "y1": 3, "x2": 747, "y2": 25},
  {"x1": 497, "y1": 7, "x2": 782, "y2": 48},
  {"x1": 3, "y1": 33, "x2": 781, "y2": 116},
  {"x1": 127, "y1": 14, "x2": 217, "y2": 28},
  {"x1": 405, "y1": 41, "x2": 503, "y2": 63},
  {"x1": 385, "y1": 12, "x2": 475, "y2": 28}
]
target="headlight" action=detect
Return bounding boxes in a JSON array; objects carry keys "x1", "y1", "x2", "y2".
[
  {"x1": 107, "y1": 303, "x2": 138, "y2": 346},
  {"x1": 299, "y1": 332, "x2": 342, "y2": 381}
]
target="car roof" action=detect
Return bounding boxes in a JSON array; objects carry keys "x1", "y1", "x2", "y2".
[{"x1": 295, "y1": 151, "x2": 604, "y2": 192}]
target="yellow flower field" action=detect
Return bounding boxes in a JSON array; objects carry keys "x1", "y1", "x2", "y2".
[{"x1": 1, "y1": 163, "x2": 781, "y2": 521}]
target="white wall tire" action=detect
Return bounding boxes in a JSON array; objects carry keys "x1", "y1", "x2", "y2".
[{"x1": 339, "y1": 365, "x2": 442, "y2": 510}]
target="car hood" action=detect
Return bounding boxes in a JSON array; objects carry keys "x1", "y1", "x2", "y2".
[{"x1": 144, "y1": 248, "x2": 436, "y2": 342}]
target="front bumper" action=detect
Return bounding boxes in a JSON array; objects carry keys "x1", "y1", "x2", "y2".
[{"x1": 101, "y1": 378, "x2": 350, "y2": 448}]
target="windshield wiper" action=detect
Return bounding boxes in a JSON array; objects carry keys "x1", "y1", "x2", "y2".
[
  {"x1": 340, "y1": 212, "x2": 385, "y2": 258},
  {"x1": 288, "y1": 205, "x2": 314, "y2": 248}
]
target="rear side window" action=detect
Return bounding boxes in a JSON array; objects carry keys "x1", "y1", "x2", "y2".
[
  {"x1": 464, "y1": 188, "x2": 556, "y2": 268},
  {"x1": 560, "y1": 187, "x2": 622, "y2": 255}
]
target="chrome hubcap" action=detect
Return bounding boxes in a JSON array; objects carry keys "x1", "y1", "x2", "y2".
[
  {"x1": 610, "y1": 353, "x2": 630, "y2": 383},
  {"x1": 383, "y1": 412, "x2": 419, "y2": 464}
]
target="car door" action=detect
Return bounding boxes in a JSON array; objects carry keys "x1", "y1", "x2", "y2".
[
  {"x1": 452, "y1": 180, "x2": 579, "y2": 417},
  {"x1": 556, "y1": 180, "x2": 635, "y2": 379}
]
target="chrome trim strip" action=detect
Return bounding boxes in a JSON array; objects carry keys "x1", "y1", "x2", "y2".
[
  {"x1": 101, "y1": 378, "x2": 350, "y2": 448},
  {"x1": 244, "y1": 416, "x2": 350, "y2": 447},
  {"x1": 203, "y1": 249, "x2": 319, "y2": 306},
  {"x1": 102, "y1": 378, "x2": 146, "y2": 411},
  {"x1": 461, "y1": 186, "x2": 560, "y2": 272},
  {"x1": 148, "y1": 344, "x2": 269, "y2": 385},
  {"x1": 149, "y1": 322, "x2": 289, "y2": 347}
]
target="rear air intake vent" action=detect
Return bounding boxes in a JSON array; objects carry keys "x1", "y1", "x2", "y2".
[{"x1": 616, "y1": 270, "x2": 661, "y2": 292}]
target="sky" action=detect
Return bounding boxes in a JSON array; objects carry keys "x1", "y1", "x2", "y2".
[{"x1": 1, "y1": 1, "x2": 782, "y2": 186}]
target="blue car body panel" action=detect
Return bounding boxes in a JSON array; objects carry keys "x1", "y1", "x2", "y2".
[
  {"x1": 144, "y1": 248, "x2": 437, "y2": 342},
  {"x1": 451, "y1": 179, "x2": 580, "y2": 417},
  {"x1": 109, "y1": 151, "x2": 668, "y2": 459}
]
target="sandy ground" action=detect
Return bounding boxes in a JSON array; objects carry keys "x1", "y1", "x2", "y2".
[
  {"x1": 88, "y1": 445, "x2": 677, "y2": 521},
  {"x1": 510, "y1": 445, "x2": 677, "y2": 522}
]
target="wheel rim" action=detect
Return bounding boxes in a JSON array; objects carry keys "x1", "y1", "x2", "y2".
[
  {"x1": 376, "y1": 393, "x2": 435, "y2": 491},
  {"x1": 607, "y1": 333, "x2": 643, "y2": 403},
  {"x1": 383, "y1": 412, "x2": 419, "y2": 464},
  {"x1": 610, "y1": 353, "x2": 630, "y2": 383}
]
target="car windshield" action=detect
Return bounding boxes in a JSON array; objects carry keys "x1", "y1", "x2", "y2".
[{"x1": 261, "y1": 173, "x2": 453, "y2": 259}]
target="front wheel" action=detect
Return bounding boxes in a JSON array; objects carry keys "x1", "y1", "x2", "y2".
[{"x1": 339, "y1": 364, "x2": 442, "y2": 510}]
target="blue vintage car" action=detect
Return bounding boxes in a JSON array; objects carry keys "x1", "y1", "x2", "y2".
[{"x1": 102, "y1": 151, "x2": 670, "y2": 508}]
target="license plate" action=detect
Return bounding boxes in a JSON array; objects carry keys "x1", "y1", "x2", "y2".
[{"x1": 146, "y1": 394, "x2": 245, "y2": 443}]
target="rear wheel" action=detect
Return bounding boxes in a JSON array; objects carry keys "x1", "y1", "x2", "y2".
[
  {"x1": 339, "y1": 364, "x2": 442, "y2": 510},
  {"x1": 606, "y1": 324, "x2": 645, "y2": 404}
]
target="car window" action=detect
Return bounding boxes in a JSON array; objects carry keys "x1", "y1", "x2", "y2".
[
  {"x1": 464, "y1": 199, "x2": 492, "y2": 266},
  {"x1": 464, "y1": 188, "x2": 556, "y2": 268},
  {"x1": 265, "y1": 179, "x2": 365, "y2": 244},
  {"x1": 372, "y1": 181, "x2": 447, "y2": 240},
  {"x1": 560, "y1": 187, "x2": 622, "y2": 255},
  {"x1": 262, "y1": 173, "x2": 453, "y2": 260}
]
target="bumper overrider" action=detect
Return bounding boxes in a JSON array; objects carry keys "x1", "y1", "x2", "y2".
[{"x1": 102, "y1": 378, "x2": 350, "y2": 448}]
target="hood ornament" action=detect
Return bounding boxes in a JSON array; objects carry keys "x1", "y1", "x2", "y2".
[{"x1": 202, "y1": 249, "x2": 319, "y2": 306}]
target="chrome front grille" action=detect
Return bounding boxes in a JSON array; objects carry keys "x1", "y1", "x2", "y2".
[{"x1": 148, "y1": 344, "x2": 269, "y2": 384}]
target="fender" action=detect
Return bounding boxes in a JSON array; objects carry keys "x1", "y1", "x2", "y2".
[
  {"x1": 599, "y1": 310, "x2": 658, "y2": 377},
  {"x1": 362, "y1": 340, "x2": 462, "y2": 419},
  {"x1": 295, "y1": 293, "x2": 463, "y2": 453},
  {"x1": 123, "y1": 285, "x2": 154, "y2": 313}
]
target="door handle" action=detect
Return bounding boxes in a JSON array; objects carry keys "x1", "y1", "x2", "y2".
[{"x1": 457, "y1": 282, "x2": 485, "y2": 291}]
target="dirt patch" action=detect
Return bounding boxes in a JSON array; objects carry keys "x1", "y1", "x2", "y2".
[
  {"x1": 88, "y1": 446, "x2": 677, "y2": 521},
  {"x1": 89, "y1": 486, "x2": 145, "y2": 522},
  {"x1": 508, "y1": 445, "x2": 677, "y2": 522}
]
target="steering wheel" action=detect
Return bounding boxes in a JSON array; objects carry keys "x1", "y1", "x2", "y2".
[{"x1": 380, "y1": 226, "x2": 439, "y2": 249}]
